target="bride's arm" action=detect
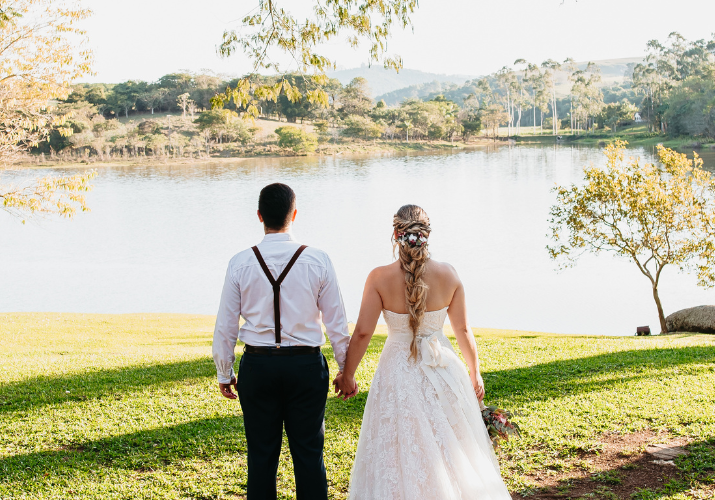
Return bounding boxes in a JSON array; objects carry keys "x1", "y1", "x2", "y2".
[
  {"x1": 336, "y1": 269, "x2": 383, "y2": 398},
  {"x1": 447, "y1": 276, "x2": 485, "y2": 401}
]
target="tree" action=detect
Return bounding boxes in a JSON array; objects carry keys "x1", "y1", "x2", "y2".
[
  {"x1": 541, "y1": 59, "x2": 561, "y2": 135},
  {"x1": 275, "y1": 126, "x2": 317, "y2": 153},
  {"x1": 339, "y1": 77, "x2": 373, "y2": 117},
  {"x1": 481, "y1": 104, "x2": 508, "y2": 139},
  {"x1": 1, "y1": 171, "x2": 97, "y2": 222},
  {"x1": 140, "y1": 88, "x2": 165, "y2": 115},
  {"x1": 459, "y1": 94, "x2": 482, "y2": 140},
  {"x1": 523, "y1": 63, "x2": 544, "y2": 135},
  {"x1": 495, "y1": 67, "x2": 516, "y2": 136},
  {"x1": 599, "y1": 100, "x2": 639, "y2": 134},
  {"x1": 213, "y1": 0, "x2": 417, "y2": 118},
  {"x1": 631, "y1": 32, "x2": 715, "y2": 134},
  {"x1": 341, "y1": 115, "x2": 384, "y2": 140},
  {"x1": 547, "y1": 142, "x2": 715, "y2": 333},
  {"x1": 194, "y1": 109, "x2": 249, "y2": 144},
  {"x1": 177, "y1": 92, "x2": 192, "y2": 119},
  {"x1": 461, "y1": 116, "x2": 482, "y2": 140},
  {"x1": 664, "y1": 76, "x2": 715, "y2": 138},
  {"x1": 107, "y1": 81, "x2": 145, "y2": 118},
  {"x1": 570, "y1": 63, "x2": 604, "y2": 134},
  {"x1": 0, "y1": 0, "x2": 95, "y2": 221}
]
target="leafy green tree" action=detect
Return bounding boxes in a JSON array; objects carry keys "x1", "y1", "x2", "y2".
[
  {"x1": 106, "y1": 81, "x2": 146, "y2": 118},
  {"x1": 663, "y1": 75, "x2": 715, "y2": 138},
  {"x1": 599, "y1": 100, "x2": 639, "y2": 134},
  {"x1": 275, "y1": 126, "x2": 318, "y2": 153},
  {"x1": 0, "y1": 0, "x2": 96, "y2": 220},
  {"x1": 541, "y1": 59, "x2": 561, "y2": 135},
  {"x1": 633, "y1": 32, "x2": 715, "y2": 133},
  {"x1": 523, "y1": 63, "x2": 543, "y2": 135},
  {"x1": 339, "y1": 77, "x2": 373, "y2": 117},
  {"x1": 145, "y1": 133, "x2": 168, "y2": 156},
  {"x1": 571, "y1": 62, "x2": 604, "y2": 134},
  {"x1": 194, "y1": 109, "x2": 250, "y2": 144},
  {"x1": 548, "y1": 142, "x2": 715, "y2": 333},
  {"x1": 461, "y1": 116, "x2": 482, "y2": 140},
  {"x1": 341, "y1": 115, "x2": 384, "y2": 139},
  {"x1": 213, "y1": 0, "x2": 417, "y2": 118},
  {"x1": 274, "y1": 74, "x2": 318, "y2": 123}
]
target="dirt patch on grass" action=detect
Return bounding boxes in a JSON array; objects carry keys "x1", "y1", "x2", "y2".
[{"x1": 511, "y1": 430, "x2": 702, "y2": 499}]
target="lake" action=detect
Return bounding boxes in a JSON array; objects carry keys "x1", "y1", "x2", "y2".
[{"x1": 2, "y1": 145, "x2": 714, "y2": 336}]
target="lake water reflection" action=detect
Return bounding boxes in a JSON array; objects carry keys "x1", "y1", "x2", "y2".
[{"x1": 2, "y1": 145, "x2": 714, "y2": 335}]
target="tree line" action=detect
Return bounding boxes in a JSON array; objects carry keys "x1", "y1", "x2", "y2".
[{"x1": 34, "y1": 31, "x2": 715, "y2": 161}]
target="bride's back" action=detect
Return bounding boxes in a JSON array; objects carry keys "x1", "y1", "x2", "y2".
[{"x1": 375, "y1": 259, "x2": 460, "y2": 314}]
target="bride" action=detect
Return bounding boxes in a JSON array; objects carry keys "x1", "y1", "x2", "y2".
[{"x1": 334, "y1": 205, "x2": 512, "y2": 499}]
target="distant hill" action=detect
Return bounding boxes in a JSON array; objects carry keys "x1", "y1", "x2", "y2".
[
  {"x1": 328, "y1": 65, "x2": 474, "y2": 97},
  {"x1": 376, "y1": 80, "x2": 477, "y2": 106},
  {"x1": 370, "y1": 57, "x2": 644, "y2": 107},
  {"x1": 576, "y1": 57, "x2": 643, "y2": 84}
]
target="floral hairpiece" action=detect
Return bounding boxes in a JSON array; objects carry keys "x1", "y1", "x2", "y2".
[{"x1": 396, "y1": 231, "x2": 428, "y2": 247}]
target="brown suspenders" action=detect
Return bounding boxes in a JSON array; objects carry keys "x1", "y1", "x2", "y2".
[{"x1": 251, "y1": 244, "x2": 308, "y2": 346}]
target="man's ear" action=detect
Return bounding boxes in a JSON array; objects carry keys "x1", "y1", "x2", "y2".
[
  {"x1": 257, "y1": 210, "x2": 264, "y2": 223},
  {"x1": 291, "y1": 209, "x2": 297, "y2": 222}
]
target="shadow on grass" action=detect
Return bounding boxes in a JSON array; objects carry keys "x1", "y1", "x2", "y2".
[
  {"x1": 514, "y1": 436, "x2": 715, "y2": 499},
  {"x1": 0, "y1": 357, "x2": 218, "y2": 414},
  {"x1": 3, "y1": 340, "x2": 714, "y2": 418},
  {"x1": 1, "y1": 338, "x2": 714, "y2": 494},
  {"x1": 483, "y1": 344, "x2": 715, "y2": 405},
  {"x1": 0, "y1": 415, "x2": 246, "y2": 483}
]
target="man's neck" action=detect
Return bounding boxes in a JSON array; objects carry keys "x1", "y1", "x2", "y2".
[{"x1": 264, "y1": 226, "x2": 291, "y2": 235}]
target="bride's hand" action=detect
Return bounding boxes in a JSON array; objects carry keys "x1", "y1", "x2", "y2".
[
  {"x1": 472, "y1": 373, "x2": 485, "y2": 402},
  {"x1": 335, "y1": 372, "x2": 359, "y2": 401}
]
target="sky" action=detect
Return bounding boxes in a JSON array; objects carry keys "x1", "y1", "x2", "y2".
[{"x1": 81, "y1": 0, "x2": 715, "y2": 83}]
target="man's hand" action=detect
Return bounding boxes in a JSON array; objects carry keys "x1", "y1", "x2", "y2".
[
  {"x1": 219, "y1": 376, "x2": 238, "y2": 400},
  {"x1": 333, "y1": 371, "x2": 359, "y2": 401}
]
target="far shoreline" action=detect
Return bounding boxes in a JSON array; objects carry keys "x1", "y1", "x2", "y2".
[
  {"x1": 7, "y1": 134, "x2": 713, "y2": 171},
  {"x1": 0, "y1": 311, "x2": 691, "y2": 338}
]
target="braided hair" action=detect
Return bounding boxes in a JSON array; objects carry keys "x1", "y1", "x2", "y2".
[{"x1": 392, "y1": 205, "x2": 431, "y2": 360}]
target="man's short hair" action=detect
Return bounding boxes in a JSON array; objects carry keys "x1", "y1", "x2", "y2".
[{"x1": 258, "y1": 183, "x2": 296, "y2": 230}]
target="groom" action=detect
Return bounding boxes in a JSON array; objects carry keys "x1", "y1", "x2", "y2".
[{"x1": 212, "y1": 183, "x2": 352, "y2": 500}]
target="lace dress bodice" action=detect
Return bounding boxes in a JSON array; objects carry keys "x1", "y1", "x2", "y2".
[{"x1": 382, "y1": 306, "x2": 449, "y2": 342}]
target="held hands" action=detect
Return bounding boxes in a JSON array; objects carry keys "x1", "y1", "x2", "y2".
[
  {"x1": 333, "y1": 371, "x2": 359, "y2": 401},
  {"x1": 219, "y1": 376, "x2": 238, "y2": 400}
]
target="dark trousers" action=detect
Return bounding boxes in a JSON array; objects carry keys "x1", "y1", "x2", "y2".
[{"x1": 237, "y1": 350, "x2": 330, "y2": 500}]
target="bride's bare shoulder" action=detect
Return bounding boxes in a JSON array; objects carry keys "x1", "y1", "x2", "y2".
[
  {"x1": 366, "y1": 261, "x2": 402, "y2": 281},
  {"x1": 427, "y1": 259, "x2": 461, "y2": 283}
]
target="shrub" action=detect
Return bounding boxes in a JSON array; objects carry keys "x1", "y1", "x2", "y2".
[
  {"x1": 275, "y1": 126, "x2": 318, "y2": 153},
  {"x1": 137, "y1": 120, "x2": 161, "y2": 135},
  {"x1": 340, "y1": 115, "x2": 384, "y2": 139}
]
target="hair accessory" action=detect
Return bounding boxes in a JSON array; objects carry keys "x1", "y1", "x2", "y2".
[{"x1": 396, "y1": 231, "x2": 428, "y2": 247}]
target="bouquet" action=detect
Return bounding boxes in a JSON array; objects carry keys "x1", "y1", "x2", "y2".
[{"x1": 481, "y1": 405, "x2": 521, "y2": 448}]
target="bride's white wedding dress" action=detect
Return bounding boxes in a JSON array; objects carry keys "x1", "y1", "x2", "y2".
[{"x1": 349, "y1": 308, "x2": 512, "y2": 499}]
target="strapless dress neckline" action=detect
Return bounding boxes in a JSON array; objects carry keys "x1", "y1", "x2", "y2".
[{"x1": 382, "y1": 306, "x2": 449, "y2": 316}]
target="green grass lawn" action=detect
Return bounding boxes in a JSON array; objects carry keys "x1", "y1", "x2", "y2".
[{"x1": 1, "y1": 313, "x2": 714, "y2": 499}]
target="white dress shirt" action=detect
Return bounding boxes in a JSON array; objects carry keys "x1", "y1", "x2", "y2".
[{"x1": 213, "y1": 233, "x2": 351, "y2": 383}]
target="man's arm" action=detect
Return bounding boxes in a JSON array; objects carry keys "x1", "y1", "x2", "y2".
[
  {"x1": 213, "y1": 263, "x2": 241, "y2": 397},
  {"x1": 317, "y1": 254, "x2": 350, "y2": 370}
]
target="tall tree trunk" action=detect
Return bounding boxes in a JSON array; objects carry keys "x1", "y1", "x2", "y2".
[
  {"x1": 552, "y1": 87, "x2": 558, "y2": 135},
  {"x1": 652, "y1": 285, "x2": 667, "y2": 334},
  {"x1": 517, "y1": 106, "x2": 522, "y2": 136}
]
